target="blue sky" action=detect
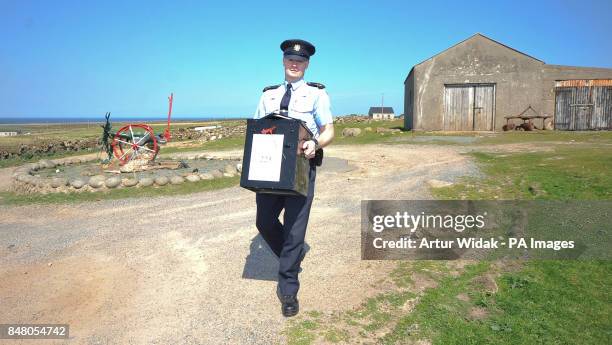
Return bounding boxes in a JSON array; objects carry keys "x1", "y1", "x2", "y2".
[{"x1": 1, "y1": 0, "x2": 611, "y2": 118}]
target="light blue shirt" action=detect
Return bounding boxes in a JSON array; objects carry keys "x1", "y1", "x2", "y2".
[{"x1": 254, "y1": 78, "x2": 333, "y2": 138}]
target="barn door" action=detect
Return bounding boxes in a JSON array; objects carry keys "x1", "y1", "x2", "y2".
[
  {"x1": 555, "y1": 81, "x2": 612, "y2": 131},
  {"x1": 554, "y1": 88, "x2": 572, "y2": 130},
  {"x1": 444, "y1": 84, "x2": 494, "y2": 131}
]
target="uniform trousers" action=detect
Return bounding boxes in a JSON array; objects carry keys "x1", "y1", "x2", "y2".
[{"x1": 255, "y1": 162, "x2": 316, "y2": 296}]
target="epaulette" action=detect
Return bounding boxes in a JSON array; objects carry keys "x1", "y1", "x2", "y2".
[
  {"x1": 262, "y1": 84, "x2": 281, "y2": 92},
  {"x1": 307, "y1": 82, "x2": 325, "y2": 89}
]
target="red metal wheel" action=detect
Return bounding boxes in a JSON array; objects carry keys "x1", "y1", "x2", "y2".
[{"x1": 111, "y1": 124, "x2": 159, "y2": 165}]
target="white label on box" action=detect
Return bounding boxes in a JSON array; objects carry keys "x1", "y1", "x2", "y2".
[{"x1": 248, "y1": 134, "x2": 284, "y2": 182}]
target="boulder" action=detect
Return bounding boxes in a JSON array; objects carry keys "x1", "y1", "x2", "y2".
[
  {"x1": 139, "y1": 177, "x2": 154, "y2": 187},
  {"x1": 89, "y1": 176, "x2": 105, "y2": 188},
  {"x1": 427, "y1": 179, "x2": 453, "y2": 188},
  {"x1": 236, "y1": 163, "x2": 242, "y2": 173},
  {"x1": 50, "y1": 177, "x2": 68, "y2": 188},
  {"x1": 70, "y1": 179, "x2": 86, "y2": 189},
  {"x1": 186, "y1": 174, "x2": 200, "y2": 182},
  {"x1": 105, "y1": 176, "x2": 121, "y2": 188},
  {"x1": 170, "y1": 175, "x2": 185, "y2": 185},
  {"x1": 341, "y1": 128, "x2": 362, "y2": 137},
  {"x1": 224, "y1": 164, "x2": 237, "y2": 174},
  {"x1": 38, "y1": 159, "x2": 55, "y2": 169},
  {"x1": 199, "y1": 173, "x2": 214, "y2": 180},
  {"x1": 154, "y1": 176, "x2": 169, "y2": 186},
  {"x1": 211, "y1": 170, "x2": 223, "y2": 178},
  {"x1": 122, "y1": 178, "x2": 139, "y2": 187},
  {"x1": 223, "y1": 172, "x2": 235, "y2": 178}
]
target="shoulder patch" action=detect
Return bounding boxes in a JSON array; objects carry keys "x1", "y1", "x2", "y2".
[
  {"x1": 307, "y1": 82, "x2": 325, "y2": 89},
  {"x1": 262, "y1": 84, "x2": 281, "y2": 92}
]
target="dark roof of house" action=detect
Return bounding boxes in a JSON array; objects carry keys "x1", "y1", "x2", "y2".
[{"x1": 368, "y1": 107, "x2": 394, "y2": 114}]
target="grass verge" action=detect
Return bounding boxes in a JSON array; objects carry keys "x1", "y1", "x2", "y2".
[{"x1": 286, "y1": 142, "x2": 611, "y2": 344}]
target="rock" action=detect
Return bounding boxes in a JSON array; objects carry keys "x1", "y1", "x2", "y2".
[
  {"x1": 236, "y1": 163, "x2": 242, "y2": 173},
  {"x1": 224, "y1": 164, "x2": 237, "y2": 174},
  {"x1": 376, "y1": 127, "x2": 401, "y2": 134},
  {"x1": 139, "y1": 177, "x2": 154, "y2": 187},
  {"x1": 120, "y1": 165, "x2": 134, "y2": 173},
  {"x1": 88, "y1": 175, "x2": 106, "y2": 188},
  {"x1": 122, "y1": 178, "x2": 139, "y2": 187},
  {"x1": 154, "y1": 176, "x2": 169, "y2": 186},
  {"x1": 544, "y1": 120, "x2": 554, "y2": 130},
  {"x1": 105, "y1": 176, "x2": 121, "y2": 188},
  {"x1": 223, "y1": 172, "x2": 235, "y2": 177},
  {"x1": 187, "y1": 155, "x2": 197, "y2": 160},
  {"x1": 170, "y1": 175, "x2": 185, "y2": 185},
  {"x1": 210, "y1": 135, "x2": 217, "y2": 141},
  {"x1": 341, "y1": 128, "x2": 362, "y2": 137},
  {"x1": 38, "y1": 159, "x2": 56, "y2": 169},
  {"x1": 427, "y1": 179, "x2": 453, "y2": 188},
  {"x1": 70, "y1": 179, "x2": 86, "y2": 189},
  {"x1": 211, "y1": 170, "x2": 223, "y2": 178},
  {"x1": 70, "y1": 158, "x2": 81, "y2": 164},
  {"x1": 199, "y1": 173, "x2": 214, "y2": 180},
  {"x1": 186, "y1": 174, "x2": 200, "y2": 182},
  {"x1": 50, "y1": 177, "x2": 68, "y2": 188}
]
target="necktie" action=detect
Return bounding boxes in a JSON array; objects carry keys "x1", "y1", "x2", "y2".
[{"x1": 280, "y1": 83, "x2": 292, "y2": 111}]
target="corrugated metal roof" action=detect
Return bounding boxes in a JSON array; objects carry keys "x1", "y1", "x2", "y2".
[{"x1": 555, "y1": 79, "x2": 612, "y2": 87}]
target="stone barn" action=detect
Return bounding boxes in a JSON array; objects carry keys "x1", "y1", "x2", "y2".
[{"x1": 404, "y1": 33, "x2": 612, "y2": 131}]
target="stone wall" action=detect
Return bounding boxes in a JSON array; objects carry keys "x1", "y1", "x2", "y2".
[
  {"x1": 11, "y1": 156, "x2": 242, "y2": 195},
  {"x1": 1, "y1": 125, "x2": 247, "y2": 160}
]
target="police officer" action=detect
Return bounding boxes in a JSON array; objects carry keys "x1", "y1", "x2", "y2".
[{"x1": 254, "y1": 39, "x2": 334, "y2": 317}]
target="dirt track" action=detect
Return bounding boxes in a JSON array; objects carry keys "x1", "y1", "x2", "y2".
[{"x1": 0, "y1": 144, "x2": 477, "y2": 344}]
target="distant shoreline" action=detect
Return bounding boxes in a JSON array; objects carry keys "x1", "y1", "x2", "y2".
[{"x1": 0, "y1": 117, "x2": 248, "y2": 125}]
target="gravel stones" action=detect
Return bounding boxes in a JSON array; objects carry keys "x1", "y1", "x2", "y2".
[{"x1": 105, "y1": 176, "x2": 121, "y2": 188}]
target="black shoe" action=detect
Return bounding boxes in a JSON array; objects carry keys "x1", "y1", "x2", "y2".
[{"x1": 280, "y1": 295, "x2": 299, "y2": 317}]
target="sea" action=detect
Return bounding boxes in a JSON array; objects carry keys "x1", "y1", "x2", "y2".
[{"x1": 0, "y1": 116, "x2": 247, "y2": 125}]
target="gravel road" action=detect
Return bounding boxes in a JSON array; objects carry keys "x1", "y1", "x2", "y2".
[{"x1": 0, "y1": 144, "x2": 477, "y2": 344}]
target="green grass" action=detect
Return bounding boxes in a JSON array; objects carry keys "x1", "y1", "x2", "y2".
[
  {"x1": 285, "y1": 138, "x2": 612, "y2": 344},
  {"x1": 0, "y1": 175, "x2": 239, "y2": 206},
  {"x1": 433, "y1": 146, "x2": 612, "y2": 200},
  {"x1": 0, "y1": 148, "x2": 101, "y2": 168},
  {"x1": 382, "y1": 260, "x2": 611, "y2": 345},
  {"x1": 160, "y1": 135, "x2": 246, "y2": 154},
  {"x1": 477, "y1": 130, "x2": 612, "y2": 145}
]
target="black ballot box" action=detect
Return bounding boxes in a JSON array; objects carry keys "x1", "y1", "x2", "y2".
[{"x1": 240, "y1": 114, "x2": 313, "y2": 196}]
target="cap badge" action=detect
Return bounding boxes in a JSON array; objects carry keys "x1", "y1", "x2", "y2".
[{"x1": 294, "y1": 44, "x2": 301, "y2": 51}]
